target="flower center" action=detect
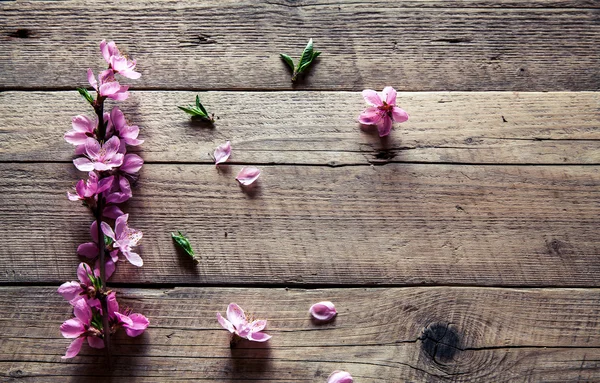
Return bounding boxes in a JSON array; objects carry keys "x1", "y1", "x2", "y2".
[{"x1": 378, "y1": 101, "x2": 394, "y2": 115}]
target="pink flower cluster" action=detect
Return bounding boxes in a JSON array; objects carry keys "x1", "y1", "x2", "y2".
[{"x1": 59, "y1": 40, "x2": 148, "y2": 359}]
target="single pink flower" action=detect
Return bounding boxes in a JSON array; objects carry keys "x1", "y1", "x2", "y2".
[
  {"x1": 88, "y1": 68, "x2": 130, "y2": 101},
  {"x1": 327, "y1": 371, "x2": 353, "y2": 383},
  {"x1": 236, "y1": 167, "x2": 261, "y2": 186},
  {"x1": 109, "y1": 107, "x2": 143, "y2": 146},
  {"x1": 106, "y1": 292, "x2": 149, "y2": 337},
  {"x1": 73, "y1": 137, "x2": 124, "y2": 172},
  {"x1": 60, "y1": 299, "x2": 104, "y2": 359},
  {"x1": 100, "y1": 40, "x2": 141, "y2": 79},
  {"x1": 217, "y1": 303, "x2": 271, "y2": 342},
  {"x1": 309, "y1": 301, "x2": 337, "y2": 322},
  {"x1": 64, "y1": 115, "x2": 96, "y2": 146},
  {"x1": 358, "y1": 86, "x2": 409, "y2": 137},
  {"x1": 101, "y1": 214, "x2": 143, "y2": 267},
  {"x1": 214, "y1": 141, "x2": 231, "y2": 165},
  {"x1": 120, "y1": 153, "x2": 144, "y2": 174},
  {"x1": 58, "y1": 263, "x2": 99, "y2": 306},
  {"x1": 67, "y1": 172, "x2": 114, "y2": 202}
]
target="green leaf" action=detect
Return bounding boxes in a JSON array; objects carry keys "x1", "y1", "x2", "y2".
[
  {"x1": 297, "y1": 38, "x2": 314, "y2": 72},
  {"x1": 280, "y1": 53, "x2": 295, "y2": 70},
  {"x1": 178, "y1": 105, "x2": 205, "y2": 117},
  {"x1": 197, "y1": 96, "x2": 208, "y2": 116},
  {"x1": 77, "y1": 88, "x2": 94, "y2": 105},
  {"x1": 104, "y1": 235, "x2": 114, "y2": 247},
  {"x1": 172, "y1": 231, "x2": 198, "y2": 263}
]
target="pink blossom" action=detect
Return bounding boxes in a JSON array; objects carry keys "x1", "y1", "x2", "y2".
[
  {"x1": 309, "y1": 301, "x2": 337, "y2": 322},
  {"x1": 358, "y1": 86, "x2": 409, "y2": 137},
  {"x1": 217, "y1": 303, "x2": 271, "y2": 342},
  {"x1": 101, "y1": 214, "x2": 143, "y2": 267},
  {"x1": 100, "y1": 40, "x2": 141, "y2": 79},
  {"x1": 106, "y1": 292, "x2": 149, "y2": 337},
  {"x1": 109, "y1": 107, "x2": 143, "y2": 146},
  {"x1": 73, "y1": 137, "x2": 124, "y2": 172},
  {"x1": 327, "y1": 371, "x2": 353, "y2": 383},
  {"x1": 60, "y1": 299, "x2": 104, "y2": 359},
  {"x1": 57, "y1": 263, "x2": 99, "y2": 307},
  {"x1": 64, "y1": 115, "x2": 96, "y2": 146},
  {"x1": 87, "y1": 68, "x2": 130, "y2": 101},
  {"x1": 120, "y1": 153, "x2": 144, "y2": 174},
  {"x1": 214, "y1": 141, "x2": 231, "y2": 165},
  {"x1": 236, "y1": 167, "x2": 261, "y2": 186},
  {"x1": 67, "y1": 172, "x2": 114, "y2": 202}
]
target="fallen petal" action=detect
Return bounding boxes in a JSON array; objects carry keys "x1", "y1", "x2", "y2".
[
  {"x1": 309, "y1": 301, "x2": 337, "y2": 321},
  {"x1": 236, "y1": 167, "x2": 261, "y2": 186},
  {"x1": 214, "y1": 141, "x2": 231, "y2": 165},
  {"x1": 327, "y1": 371, "x2": 353, "y2": 383}
]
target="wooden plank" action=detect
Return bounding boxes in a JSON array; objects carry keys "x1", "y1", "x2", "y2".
[
  {"x1": 1, "y1": 91, "x2": 598, "y2": 165},
  {"x1": 1, "y1": 162, "x2": 598, "y2": 286},
  {"x1": 1, "y1": 286, "x2": 599, "y2": 381},
  {"x1": 1, "y1": 2, "x2": 599, "y2": 91}
]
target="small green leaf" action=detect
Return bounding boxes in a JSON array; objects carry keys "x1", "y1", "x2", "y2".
[
  {"x1": 104, "y1": 235, "x2": 114, "y2": 247},
  {"x1": 280, "y1": 53, "x2": 295, "y2": 70},
  {"x1": 297, "y1": 38, "x2": 314, "y2": 71},
  {"x1": 197, "y1": 97, "x2": 208, "y2": 116},
  {"x1": 179, "y1": 96, "x2": 214, "y2": 122},
  {"x1": 172, "y1": 231, "x2": 198, "y2": 263},
  {"x1": 77, "y1": 88, "x2": 94, "y2": 105},
  {"x1": 195, "y1": 95, "x2": 201, "y2": 109}
]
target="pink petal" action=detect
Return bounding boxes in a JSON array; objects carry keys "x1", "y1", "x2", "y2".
[
  {"x1": 72, "y1": 115, "x2": 94, "y2": 133},
  {"x1": 114, "y1": 214, "x2": 129, "y2": 239},
  {"x1": 107, "y1": 86, "x2": 129, "y2": 101},
  {"x1": 60, "y1": 319, "x2": 85, "y2": 338},
  {"x1": 226, "y1": 303, "x2": 247, "y2": 329},
  {"x1": 124, "y1": 251, "x2": 143, "y2": 267},
  {"x1": 214, "y1": 141, "x2": 231, "y2": 165},
  {"x1": 392, "y1": 107, "x2": 409, "y2": 123},
  {"x1": 120, "y1": 154, "x2": 144, "y2": 174},
  {"x1": 121, "y1": 124, "x2": 140, "y2": 140},
  {"x1": 87, "y1": 336, "x2": 105, "y2": 349},
  {"x1": 110, "y1": 250, "x2": 119, "y2": 262},
  {"x1": 77, "y1": 242, "x2": 99, "y2": 259},
  {"x1": 67, "y1": 191, "x2": 81, "y2": 201},
  {"x1": 57, "y1": 281, "x2": 83, "y2": 302},
  {"x1": 87, "y1": 69, "x2": 98, "y2": 90},
  {"x1": 248, "y1": 319, "x2": 267, "y2": 333},
  {"x1": 110, "y1": 107, "x2": 126, "y2": 132},
  {"x1": 309, "y1": 301, "x2": 337, "y2": 321},
  {"x1": 97, "y1": 175, "x2": 114, "y2": 194},
  {"x1": 64, "y1": 131, "x2": 89, "y2": 146},
  {"x1": 120, "y1": 68, "x2": 142, "y2": 80},
  {"x1": 110, "y1": 56, "x2": 129, "y2": 73},
  {"x1": 73, "y1": 297, "x2": 92, "y2": 324},
  {"x1": 77, "y1": 263, "x2": 93, "y2": 284},
  {"x1": 362, "y1": 89, "x2": 383, "y2": 107},
  {"x1": 85, "y1": 138, "x2": 101, "y2": 159},
  {"x1": 95, "y1": 258, "x2": 116, "y2": 280},
  {"x1": 358, "y1": 107, "x2": 383, "y2": 125},
  {"x1": 246, "y1": 331, "x2": 272, "y2": 342},
  {"x1": 106, "y1": 292, "x2": 119, "y2": 316},
  {"x1": 62, "y1": 337, "x2": 85, "y2": 359},
  {"x1": 381, "y1": 86, "x2": 397, "y2": 105},
  {"x1": 90, "y1": 221, "x2": 99, "y2": 243},
  {"x1": 104, "y1": 153, "x2": 124, "y2": 169},
  {"x1": 103, "y1": 136, "x2": 121, "y2": 158},
  {"x1": 99, "y1": 81, "x2": 121, "y2": 97},
  {"x1": 114, "y1": 311, "x2": 133, "y2": 327},
  {"x1": 104, "y1": 205, "x2": 124, "y2": 219},
  {"x1": 327, "y1": 371, "x2": 353, "y2": 383},
  {"x1": 236, "y1": 167, "x2": 261, "y2": 186},
  {"x1": 377, "y1": 116, "x2": 393, "y2": 137},
  {"x1": 100, "y1": 39, "x2": 111, "y2": 63},
  {"x1": 217, "y1": 312, "x2": 235, "y2": 333},
  {"x1": 101, "y1": 221, "x2": 116, "y2": 241},
  {"x1": 123, "y1": 313, "x2": 149, "y2": 337},
  {"x1": 73, "y1": 157, "x2": 94, "y2": 172}
]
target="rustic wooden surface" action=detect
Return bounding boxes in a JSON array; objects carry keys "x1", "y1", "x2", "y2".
[{"x1": 1, "y1": 0, "x2": 599, "y2": 381}]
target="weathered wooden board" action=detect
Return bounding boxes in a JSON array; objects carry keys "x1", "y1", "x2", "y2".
[
  {"x1": 1, "y1": 91, "x2": 598, "y2": 165},
  {"x1": 1, "y1": 287, "x2": 599, "y2": 381},
  {"x1": 1, "y1": 1, "x2": 599, "y2": 91},
  {"x1": 1, "y1": 163, "x2": 598, "y2": 286}
]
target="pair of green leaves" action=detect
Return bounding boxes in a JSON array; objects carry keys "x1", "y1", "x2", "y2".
[
  {"x1": 280, "y1": 39, "x2": 321, "y2": 82},
  {"x1": 172, "y1": 231, "x2": 199, "y2": 263},
  {"x1": 178, "y1": 95, "x2": 214, "y2": 122}
]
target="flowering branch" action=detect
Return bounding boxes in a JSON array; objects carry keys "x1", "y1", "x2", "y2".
[{"x1": 59, "y1": 40, "x2": 148, "y2": 361}]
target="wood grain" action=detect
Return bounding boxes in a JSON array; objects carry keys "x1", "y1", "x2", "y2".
[
  {"x1": 1, "y1": 286, "x2": 599, "y2": 382},
  {"x1": 1, "y1": 91, "x2": 598, "y2": 165},
  {"x1": 1, "y1": 1, "x2": 599, "y2": 91},
  {"x1": 1, "y1": 162, "x2": 598, "y2": 286}
]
